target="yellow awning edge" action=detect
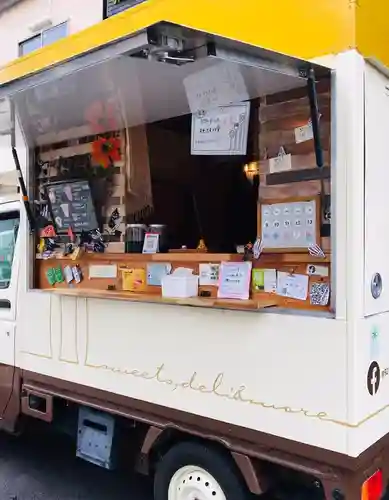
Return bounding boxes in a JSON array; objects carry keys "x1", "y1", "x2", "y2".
[
  {"x1": 355, "y1": 0, "x2": 389, "y2": 71},
  {"x1": 0, "y1": 0, "x2": 357, "y2": 86}
]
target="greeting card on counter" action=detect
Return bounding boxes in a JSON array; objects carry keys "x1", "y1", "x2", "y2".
[
  {"x1": 147, "y1": 263, "x2": 172, "y2": 286},
  {"x1": 252, "y1": 268, "x2": 277, "y2": 293},
  {"x1": 218, "y1": 262, "x2": 252, "y2": 300},
  {"x1": 199, "y1": 263, "x2": 220, "y2": 286},
  {"x1": 122, "y1": 268, "x2": 146, "y2": 292},
  {"x1": 276, "y1": 272, "x2": 308, "y2": 301}
]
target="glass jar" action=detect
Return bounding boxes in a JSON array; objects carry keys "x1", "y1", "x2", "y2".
[{"x1": 125, "y1": 224, "x2": 147, "y2": 253}]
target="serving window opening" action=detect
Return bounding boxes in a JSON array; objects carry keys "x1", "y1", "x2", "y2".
[{"x1": 9, "y1": 23, "x2": 333, "y2": 314}]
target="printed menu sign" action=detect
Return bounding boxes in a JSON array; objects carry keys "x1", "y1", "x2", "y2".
[
  {"x1": 104, "y1": 0, "x2": 144, "y2": 18},
  {"x1": 46, "y1": 180, "x2": 98, "y2": 233}
]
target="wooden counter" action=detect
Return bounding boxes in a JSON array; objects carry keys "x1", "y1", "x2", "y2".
[
  {"x1": 40, "y1": 287, "x2": 278, "y2": 311},
  {"x1": 37, "y1": 253, "x2": 241, "y2": 263},
  {"x1": 36, "y1": 252, "x2": 331, "y2": 264},
  {"x1": 35, "y1": 251, "x2": 332, "y2": 313}
]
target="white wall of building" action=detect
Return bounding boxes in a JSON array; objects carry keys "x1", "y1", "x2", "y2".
[{"x1": 0, "y1": 0, "x2": 103, "y2": 66}]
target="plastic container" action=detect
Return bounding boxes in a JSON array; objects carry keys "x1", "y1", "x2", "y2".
[
  {"x1": 125, "y1": 224, "x2": 147, "y2": 253},
  {"x1": 161, "y1": 270, "x2": 199, "y2": 298}
]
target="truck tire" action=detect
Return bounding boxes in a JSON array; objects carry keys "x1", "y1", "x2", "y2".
[{"x1": 153, "y1": 441, "x2": 248, "y2": 500}]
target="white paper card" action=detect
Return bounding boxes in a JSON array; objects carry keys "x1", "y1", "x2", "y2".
[
  {"x1": 64, "y1": 265, "x2": 74, "y2": 283},
  {"x1": 306, "y1": 264, "x2": 329, "y2": 277},
  {"x1": 294, "y1": 121, "x2": 314, "y2": 144},
  {"x1": 277, "y1": 272, "x2": 308, "y2": 301},
  {"x1": 269, "y1": 150, "x2": 292, "y2": 173},
  {"x1": 142, "y1": 233, "x2": 159, "y2": 254},
  {"x1": 218, "y1": 261, "x2": 252, "y2": 300},
  {"x1": 183, "y1": 62, "x2": 249, "y2": 113},
  {"x1": 191, "y1": 102, "x2": 250, "y2": 156},
  {"x1": 199, "y1": 263, "x2": 220, "y2": 286},
  {"x1": 89, "y1": 264, "x2": 117, "y2": 279},
  {"x1": 264, "y1": 269, "x2": 277, "y2": 293}
]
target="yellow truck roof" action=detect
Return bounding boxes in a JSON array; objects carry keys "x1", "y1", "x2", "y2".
[{"x1": 0, "y1": 0, "x2": 385, "y2": 86}]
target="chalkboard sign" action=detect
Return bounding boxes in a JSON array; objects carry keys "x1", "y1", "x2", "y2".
[
  {"x1": 46, "y1": 180, "x2": 98, "y2": 234},
  {"x1": 103, "y1": 0, "x2": 145, "y2": 18}
]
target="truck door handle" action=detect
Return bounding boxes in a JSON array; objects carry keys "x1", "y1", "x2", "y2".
[{"x1": 0, "y1": 299, "x2": 11, "y2": 309}]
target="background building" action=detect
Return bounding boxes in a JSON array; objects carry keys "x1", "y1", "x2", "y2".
[{"x1": 0, "y1": 0, "x2": 147, "y2": 67}]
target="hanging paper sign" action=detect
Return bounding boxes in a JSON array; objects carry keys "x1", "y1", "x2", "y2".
[
  {"x1": 268, "y1": 147, "x2": 292, "y2": 173},
  {"x1": 294, "y1": 114, "x2": 322, "y2": 144},
  {"x1": 183, "y1": 62, "x2": 249, "y2": 113},
  {"x1": 294, "y1": 121, "x2": 313, "y2": 144},
  {"x1": 191, "y1": 102, "x2": 250, "y2": 156}
]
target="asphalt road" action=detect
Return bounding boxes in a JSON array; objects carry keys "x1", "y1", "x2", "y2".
[{"x1": 0, "y1": 426, "x2": 153, "y2": 500}]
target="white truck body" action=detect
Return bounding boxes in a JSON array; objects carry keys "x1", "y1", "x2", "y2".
[{"x1": 0, "y1": 49, "x2": 387, "y2": 463}]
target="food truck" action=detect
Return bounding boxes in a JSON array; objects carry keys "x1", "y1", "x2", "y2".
[{"x1": 0, "y1": 0, "x2": 387, "y2": 498}]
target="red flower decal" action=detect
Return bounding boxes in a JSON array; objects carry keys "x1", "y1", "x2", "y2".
[{"x1": 91, "y1": 137, "x2": 121, "y2": 169}]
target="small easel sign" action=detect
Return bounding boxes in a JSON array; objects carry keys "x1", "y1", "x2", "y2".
[{"x1": 142, "y1": 233, "x2": 159, "y2": 254}]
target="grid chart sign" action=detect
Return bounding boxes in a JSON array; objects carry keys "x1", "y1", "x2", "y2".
[{"x1": 260, "y1": 199, "x2": 318, "y2": 250}]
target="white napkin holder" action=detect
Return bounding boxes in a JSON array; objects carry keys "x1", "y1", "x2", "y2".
[{"x1": 161, "y1": 267, "x2": 199, "y2": 298}]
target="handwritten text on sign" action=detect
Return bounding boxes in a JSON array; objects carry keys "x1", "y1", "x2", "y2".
[{"x1": 191, "y1": 102, "x2": 250, "y2": 156}]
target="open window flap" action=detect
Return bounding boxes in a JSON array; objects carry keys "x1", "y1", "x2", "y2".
[
  {"x1": 0, "y1": 98, "x2": 20, "y2": 188},
  {"x1": 12, "y1": 57, "x2": 302, "y2": 147},
  {"x1": 0, "y1": 23, "x2": 330, "y2": 148}
]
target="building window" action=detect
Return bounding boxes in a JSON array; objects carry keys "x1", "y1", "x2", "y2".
[
  {"x1": 19, "y1": 22, "x2": 68, "y2": 57},
  {"x1": 103, "y1": 0, "x2": 146, "y2": 19}
]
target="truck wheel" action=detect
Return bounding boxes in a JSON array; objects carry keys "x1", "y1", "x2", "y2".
[{"x1": 153, "y1": 442, "x2": 248, "y2": 500}]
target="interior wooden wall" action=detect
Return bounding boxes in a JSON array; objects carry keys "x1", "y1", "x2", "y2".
[
  {"x1": 258, "y1": 79, "x2": 331, "y2": 252},
  {"x1": 36, "y1": 127, "x2": 139, "y2": 252}
]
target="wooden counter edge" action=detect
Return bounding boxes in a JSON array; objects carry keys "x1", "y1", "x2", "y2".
[
  {"x1": 35, "y1": 252, "x2": 331, "y2": 264},
  {"x1": 37, "y1": 288, "x2": 278, "y2": 311}
]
